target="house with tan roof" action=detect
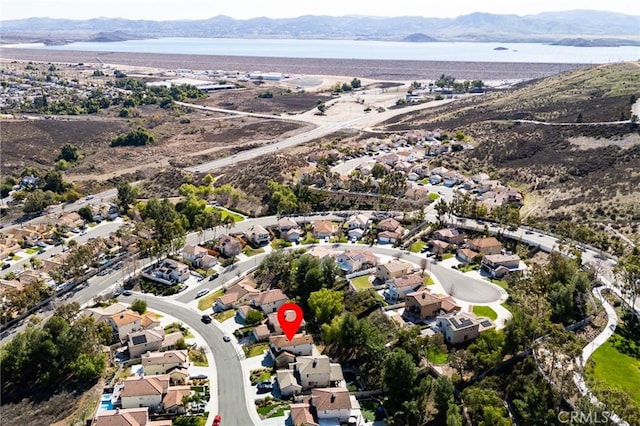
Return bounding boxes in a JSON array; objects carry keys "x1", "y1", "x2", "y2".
[
  {"x1": 336, "y1": 249, "x2": 378, "y2": 273},
  {"x1": 127, "y1": 327, "x2": 183, "y2": 358},
  {"x1": 213, "y1": 278, "x2": 259, "y2": 312},
  {"x1": 58, "y1": 211, "x2": 85, "y2": 229},
  {"x1": 108, "y1": 310, "x2": 144, "y2": 342},
  {"x1": 0, "y1": 234, "x2": 21, "y2": 259},
  {"x1": 94, "y1": 407, "x2": 171, "y2": 426},
  {"x1": 481, "y1": 253, "x2": 523, "y2": 278},
  {"x1": 306, "y1": 246, "x2": 336, "y2": 260},
  {"x1": 162, "y1": 385, "x2": 191, "y2": 415},
  {"x1": 376, "y1": 260, "x2": 413, "y2": 281},
  {"x1": 120, "y1": 375, "x2": 170, "y2": 409},
  {"x1": 312, "y1": 220, "x2": 335, "y2": 239},
  {"x1": 218, "y1": 234, "x2": 243, "y2": 257},
  {"x1": 384, "y1": 274, "x2": 424, "y2": 302},
  {"x1": 277, "y1": 369, "x2": 303, "y2": 397},
  {"x1": 467, "y1": 237, "x2": 503, "y2": 256},
  {"x1": 346, "y1": 214, "x2": 369, "y2": 231},
  {"x1": 433, "y1": 228, "x2": 465, "y2": 245},
  {"x1": 84, "y1": 303, "x2": 129, "y2": 323},
  {"x1": 307, "y1": 387, "x2": 362, "y2": 424},
  {"x1": 278, "y1": 217, "x2": 303, "y2": 242},
  {"x1": 250, "y1": 288, "x2": 288, "y2": 313},
  {"x1": 269, "y1": 333, "x2": 313, "y2": 357},
  {"x1": 457, "y1": 248, "x2": 480, "y2": 264},
  {"x1": 246, "y1": 224, "x2": 270, "y2": 246},
  {"x1": 436, "y1": 311, "x2": 495, "y2": 345},
  {"x1": 182, "y1": 245, "x2": 215, "y2": 268},
  {"x1": 404, "y1": 288, "x2": 460, "y2": 321},
  {"x1": 287, "y1": 403, "x2": 318, "y2": 426},
  {"x1": 252, "y1": 324, "x2": 271, "y2": 342},
  {"x1": 142, "y1": 350, "x2": 189, "y2": 376},
  {"x1": 292, "y1": 355, "x2": 344, "y2": 390},
  {"x1": 377, "y1": 217, "x2": 401, "y2": 233}
]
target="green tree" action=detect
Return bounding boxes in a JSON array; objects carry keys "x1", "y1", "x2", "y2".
[
  {"x1": 116, "y1": 180, "x2": 139, "y2": 214},
  {"x1": 245, "y1": 309, "x2": 264, "y2": 326},
  {"x1": 382, "y1": 348, "x2": 418, "y2": 414},
  {"x1": 614, "y1": 247, "x2": 640, "y2": 320},
  {"x1": 23, "y1": 189, "x2": 51, "y2": 213},
  {"x1": 267, "y1": 181, "x2": 298, "y2": 214},
  {"x1": 308, "y1": 288, "x2": 344, "y2": 325},
  {"x1": 78, "y1": 205, "x2": 93, "y2": 222},
  {"x1": 58, "y1": 143, "x2": 80, "y2": 162},
  {"x1": 350, "y1": 78, "x2": 362, "y2": 89},
  {"x1": 130, "y1": 299, "x2": 147, "y2": 315}
]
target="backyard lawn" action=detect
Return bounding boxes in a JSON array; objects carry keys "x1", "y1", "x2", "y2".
[
  {"x1": 472, "y1": 305, "x2": 498, "y2": 321},
  {"x1": 197, "y1": 289, "x2": 224, "y2": 311},
  {"x1": 244, "y1": 342, "x2": 270, "y2": 358},
  {"x1": 351, "y1": 275, "x2": 373, "y2": 290},
  {"x1": 588, "y1": 329, "x2": 640, "y2": 408},
  {"x1": 243, "y1": 246, "x2": 265, "y2": 257},
  {"x1": 425, "y1": 347, "x2": 449, "y2": 364},
  {"x1": 487, "y1": 278, "x2": 509, "y2": 290},
  {"x1": 213, "y1": 309, "x2": 236, "y2": 322},
  {"x1": 206, "y1": 207, "x2": 245, "y2": 223},
  {"x1": 24, "y1": 247, "x2": 41, "y2": 255},
  {"x1": 409, "y1": 240, "x2": 427, "y2": 253}
]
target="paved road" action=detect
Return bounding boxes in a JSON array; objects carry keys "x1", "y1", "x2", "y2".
[{"x1": 119, "y1": 294, "x2": 258, "y2": 426}]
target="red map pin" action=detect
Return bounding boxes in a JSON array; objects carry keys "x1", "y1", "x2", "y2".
[{"x1": 277, "y1": 302, "x2": 304, "y2": 341}]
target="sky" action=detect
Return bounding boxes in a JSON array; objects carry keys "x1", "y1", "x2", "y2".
[{"x1": 1, "y1": 0, "x2": 639, "y2": 21}]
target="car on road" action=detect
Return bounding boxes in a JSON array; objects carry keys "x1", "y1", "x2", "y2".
[
  {"x1": 213, "y1": 414, "x2": 221, "y2": 426},
  {"x1": 201, "y1": 315, "x2": 212, "y2": 324},
  {"x1": 525, "y1": 230, "x2": 534, "y2": 235},
  {"x1": 85, "y1": 195, "x2": 94, "y2": 200},
  {"x1": 222, "y1": 334, "x2": 231, "y2": 342},
  {"x1": 196, "y1": 289, "x2": 210, "y2": 298},
  {"x1": 208, "y1": 272, "x2": 219, "y2": 281},
  {"x1": 112, "y1": 289, "x2": 122, "y2": 297},
  {"x1": 122, "y1": 290, "x2": 132, "y2": 296},
  {"x1": 1, "y1": 263, "x2": 10, "y2": 270},
  {"x1": 190, "y1": 374, "x2": 208, "y2": 380}
]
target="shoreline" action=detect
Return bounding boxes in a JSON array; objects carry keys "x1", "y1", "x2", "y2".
[{"x1": 0, "y1": 47, "x2": 592, "y2": 80}]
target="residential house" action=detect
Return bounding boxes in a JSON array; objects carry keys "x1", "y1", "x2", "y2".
[
  {"x1": 84, "y1": 302, "x2": 128, "y2": 323},
  {"x1": 269, "y1": 333, "x2": 313, "y2": 357},
  {"x1": 384, "y1": 274, "x2": 423, "y2": 302},
  {"x1": 94, "y1": 407, "x2": 172, "y2": 426},
  {"x1": 275, "y1": 351, "x2": 297, "y2": 369},
  {"x1": 0, "y1": 234, "x2": 21, "y2": 259},
  {"x1": 467, "y1": 237, "x2": 503, "y2": 256},
  {"x1": 377, "y1": 218, "x2": 405, "y2": 244},
  {"x1": 120, "y1": 375, "x2": 170, "y2": 409},
  {"x1": 213, "y1": 277, "x2": 259, "y2": 312},
  {"x1": 58, "y1": 211, "x2": 85, "y2": 229},
  {"x1": 277, "y1": 370, "x2": 303, "y2": 397},
  {"x1": 436, "y1": 312, "x2": 495, "y2": 345},
  {"x1": 479, "y1": 187, "x2": 524, "y2": 212},
  {"x1": 218, "y1": 234, "x2": 242, "y2": 257},
  {"x1": 252, "y1": 324, "x2": 271, "y2": 342},
  {"x1": 128, "y1": 327, "x2": 183, "y2": 358},
  {"x1": 141, "y1": 350, "x2": 189, "y2": 376},
  {"x1": 279, "y1": 217, "x2": 303, "y2": 242},
  {"x1": 153, "y1": 259, "x2": 190, "y2": 283},
  {"x1": 481, "y1": 254, "x2": 522, "y2": 278},
  {"x1": 457, "y1": 248, "x2": 480, "y2": 264},
  {"x1": 346, "y1": 214, "x2": 369, "y2": 231},
  {"x1": 376, "y1": 260, "x2": 413, "y2": 281},
  {"x1": 377, "y1": 218, "x2": 401, "y2": 233},
  {"x1": 404, "y1": 288, "x2": 460, "y2": 321},
  {"x1": 246, "y1": 224, "x2": 270, "y2": 246},
  {"x1": 287, "y1": 403, "x2": 318, "y2": 426},
  {"x1": 347, "y1": 227, "x2": 365, "y2": 241},
  {"x1": 433, "y1": 228, "x2": 465, "y2": 245},
  {"x1": 106, "y1": 203, "x2": 120, "y2": 220},
  {"x1": 292, "y1": 355, "x2": 344, "y2": 390},
  {"x1": 182, "y1": 245, "x2": 210, "y2": 266},
  {"x1": 429, "y1": 239, "x2": 452, "y2": 255},
  {"x1": 250, "y1": 289, "x2": 288, "y2": 313},
  {"x1": 107, "y1": 310, "x2": 144, "y2": 342},
  {"x1": 162, "y1": 385, "x2": 191, "y2": 415},
  {"x1": 404, "y1": 186, "x2": 430, "y2": 201},
  {"x1": 336, "y1": 249, "x2": 378, "y2": 273},
  {"x1": 312, "y1": 220, "x2": 335, "y2": 239},
  {"x1": 306, "y1": 246, "x2": 336, "y2": 260},
  {"x1": 5, "y1": 227, "x2": 41, "y2": 247},
  {"x1": 307, "y1": 387, "x2": 361, "y2": 424}
]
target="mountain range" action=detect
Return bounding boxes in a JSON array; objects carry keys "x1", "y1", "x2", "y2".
[{"x1": 1, "y1": 10, "x2": 639, "y2": 44}]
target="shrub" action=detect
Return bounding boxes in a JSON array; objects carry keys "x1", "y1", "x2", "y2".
[{"x1": 110, "y1": 127, "x2": 155, "y2": 147}]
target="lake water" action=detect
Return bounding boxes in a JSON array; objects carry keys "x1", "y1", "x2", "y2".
[{"x1": 4, "y1": 38, "x2": 639, "y2": 63}]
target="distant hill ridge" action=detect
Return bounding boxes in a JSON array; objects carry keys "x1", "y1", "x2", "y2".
[{"x1": 2, "y1": 10, "x2": 639, "y2": 43}]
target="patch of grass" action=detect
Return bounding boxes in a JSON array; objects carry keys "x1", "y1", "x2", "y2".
[
  {"x1": 11, "y1": 255, "x2": 21, "y2": 260},
  {"x1": 268, "y1": 406, "x2": 289, "y2": 418},
  {"x1": 24, "y1": 247, "x2": 41, "y2": 255},
  {"x1": 442, "y1": 253, "x2": 454, "y2": 260},
  {"x1": 249, "y1": 368, "x2": 272, "y2": 385},
  {"x1": 458, "y1": 263, "x2": 479, "y2": 273},
  {"x1": 588, "y1": 334, "x2": 640, "y2": 408},
  {"x1": 270, "y1": 238, "x2": 292, "y2": 249},
  {"x1": 301, "y1": 232, "x2": 319, "y2": 245},
  {"x1": 164, "y1": 322, "x2": 194, "y2": 338},
  {"x1": 409, "y1": 240, "x2": 427, "y2": 253},
  {"x1": 473, "y1": 305, "x2": 498, "y2": 321},
  {"x1": 429, "y1": 192, "x2": 440, "y2": 201},
  {"x1": 213, "y1": 309, "x2": 235, "y2": 322},
  {"x1": 360, "y1": 399, "x2": 379, "y2": 422},
  {"x1": 206, "y1": 207, "x2": 244, "y2": 223},
  {"x1": 197, "y1": 289, "x2": 224, "y2": 311},
  {"x1": 351, "y1": 275, "x2": 372, "y2": 290},
  {"x1": 189, "y1": 347, "x2": 208, "y2": 367},
  {"x1": 424, "y1": 275, "x2": 435, "y2": 286},
  {"x1": 88, "y1": 222, "x2": 97, "y2": 228},
  {"x1": 425, "y1": 347, "x2": 449, "y2": 364},
  {"x1": 244, "y1": 342, "x2": 269, "y2": 358},
  {"x1": 243, "y1": 246, "x2": 265, "y2": 257},
  {"x1": 487, "y1": 278, "x2": 509, "y2": 290}
]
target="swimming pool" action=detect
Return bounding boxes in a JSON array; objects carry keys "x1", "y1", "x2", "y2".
[{"x1": 99, "y1": 393, "x2": 114, "y2": 412}]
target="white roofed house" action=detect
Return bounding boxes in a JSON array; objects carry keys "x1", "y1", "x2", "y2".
[
  {"x1": 346, "y1": 214, "x2": 369, "y2": 231},
  {"x1": 376, "y1": 260, "x2": 413, "y2": 282},
  {"x1": 277, "y1": 369, "x2": 303, "y2": 397},
  {"x1": 481, "y1": 254, "x2": 523, "y2": 278},
  {"x1": 336, "y1": 249, "x2": 378, "y2": 273},
  {"x1": 436, "y1": 311, "x2": 495, "y2": 345},
  {"x1": 307, "y1": 387, "x2": 363, "y2": 424},
  {"x1": 181, "y1": 245, "x2": 211, "y2": 268},
  {"x1": 245, "y1": 224, "x2": 270, "y2": 246},
  {"x1": 250, "y1": 288, "x2": 289, "y2": 313},
  {"x1": 141, "y1": 350, "x2": 190, "y2": 376},
  {"x1": 383, "y1": 273, "x2": 423, "y2": 302},
  {"x1": 292, "y1": 355, "x2": 345, "y2": 390}
]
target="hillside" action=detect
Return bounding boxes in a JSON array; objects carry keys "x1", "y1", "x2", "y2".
[
  {"x1": 1, "y1": 10, "x2": 638, "y2": 43},
  {"x1": 381, "y1": 62, "x2": 640, "y2": 241}
]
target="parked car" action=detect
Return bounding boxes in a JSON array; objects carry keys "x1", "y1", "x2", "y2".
[
  {"x1": 122, "y1": 290, "x2": 133, "y2": 296},
  {"x1": 190, "y1": 374, "x2": 208, "y2": 380},
  {"x1": 1, "y1": 263, "x2": 10, "y2": 270},
  {"x1": 257, "y1": 380, "x2": 273, "y2": 392},
  {"x1": 208, "y1": 272, "x2": 219, "y2": 281},
  {"x1": 196, "y1": 289, "x2": 210, "y2": 298},
  {"x1": 222, "y1": 334, "x2": 231, "y2": 342},
  {"x1": 213, "y1": 414, "x2": 221, "y2": 426},
  {"x1": 201, "y1": 315, "x2": 212, "y2": 324}
]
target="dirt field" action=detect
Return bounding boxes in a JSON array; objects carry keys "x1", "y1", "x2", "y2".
[{"x1": 0, "y1": 47, "x2": 591, "y2": 80}]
